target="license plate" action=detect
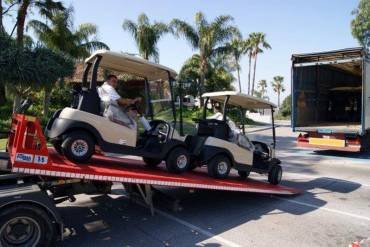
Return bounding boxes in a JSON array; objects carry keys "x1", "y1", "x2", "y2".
[{"x1": 309, "y1": 138, "x2": 345, "y2": 147}]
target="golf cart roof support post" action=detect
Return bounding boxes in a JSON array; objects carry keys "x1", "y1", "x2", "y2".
[
  {"x1": 82, "y1": 62, "x2": 92, "y2": 87},
  {"x1": 144, "y1": 78, "x2": 154, "y2": 120},
  {"x1": 223, "y1": 95, "x2": 230, "y2": 121},
  {"x1": 203, "y1": 97, "x2": 210, "y2": 119},
  {"x1": 178, "y1": 80, "x2": 184, "y2": 136},
  {"x1": 168, "y1": 71, "x2": 177, "y2": 135},
  {"x1": 271, "y1": 106, "x2": 276, "y2": 148},
  {"x1": 90, "y1": 55, "x2": 102, "y2": 90},
  {"x1": 240, "y1": 106, "x2": 245, "y2": 135}
]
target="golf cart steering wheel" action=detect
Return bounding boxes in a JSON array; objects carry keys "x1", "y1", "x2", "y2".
[{"x1": 148, "y1": 120, "x2": 170, "y2": 143}]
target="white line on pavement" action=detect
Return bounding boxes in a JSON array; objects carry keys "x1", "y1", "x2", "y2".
[{"x1": 274, "y1": 196, "x2": 370, "y2": 222}]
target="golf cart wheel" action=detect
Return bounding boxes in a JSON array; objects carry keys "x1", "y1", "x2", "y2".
[
  {"x1": 0, "y1": 204, "x2": 55, "y2": 247},
  {"x1": 207, "y1": 155, "x2": 231, "y2": 179},
  {"x1": 238, "y1": 170, "x2": 250, "y2": 180},
  {"x1": 143, "y1": 157, "x2": 162, "y2": 167},
  {"x1": 268, "y1": 164, "x2": 282, "y2": 185},
  {"x1": 62, "y1": 131, "x2": 95, "y2": 163},
  {"x1": 166, "y1": 147, "x2": 190, "y2": 173}
]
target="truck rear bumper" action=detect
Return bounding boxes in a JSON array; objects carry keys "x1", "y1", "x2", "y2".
[
  {"x1": 297, "y1": 141, "x2": 361, "y2": 152},
  {"x1": 297, "y1": 133, "x2": 362, "y2": 152}
]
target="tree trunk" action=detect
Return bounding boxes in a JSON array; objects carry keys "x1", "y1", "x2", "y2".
[
  {"x1": 0, "y1": 0, "x2": 3, "y2": 33},
  {"x1": 237, "y1": 66, "x2": 241, "y2": 93},
  {"x1": 199, "y1": 55, "x2": 207, "y2": 107},
  {"x1": 247, "y1": 53, "x2": 252, "y2": 95},
  {"x1": 251, "y1": 54, "x2": 258, "y2": 96},
  {"x1": 16, "y1": 0, "x2": 30, "y2": 46},
  {"x1": 13, "y1": 93, "x2": 21, "y2": 113},
  {"x1": 277, "y1": 91, "x2": 280, "y2": 108},
  {"x1": 42, "y1": 89, "x2": 51, "y2": 116}
]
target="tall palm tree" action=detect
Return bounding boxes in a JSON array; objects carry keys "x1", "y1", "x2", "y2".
[
  {"x1": 122, "y1": 13, "x2": 168, "y2": 62},
  {"x1": 271, "y1": 76, "x2": 285, "y2": 107},
  {"x1": 244, "y1": 38, "x2": 252, "y2": 95},
  {"x1": 249, "y1": 32, "x2": 271, "y2": 96},
  {"x1": 257, "y1": 79, "x2": 268, "y2": 99},
  {"x1": 227, "y1": 35, "x2": 245, "y2": 92},
  {"x1": 29, "y1": 7, "x2": 108, "y2": 115},
  {"x1": 170, "y1": 12, "x2": 239, "y2": 103}
]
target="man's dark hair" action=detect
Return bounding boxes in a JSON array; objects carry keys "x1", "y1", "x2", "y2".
[{"x1": 107, "y1": 74, "x2": 117, "y2": 80}]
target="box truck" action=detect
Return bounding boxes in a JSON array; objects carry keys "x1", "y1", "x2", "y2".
[{"x1": 292, "y1": 47, "x2": 370, "y2": 152}]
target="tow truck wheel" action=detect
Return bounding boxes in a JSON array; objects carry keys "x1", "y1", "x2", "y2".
[
  {"x1": 268, "y1": 164, "x2": 282, "y2": 185},
  {"x1": 238, "y1": 170, "x2": 250, "y2": 180},
  {"x1": 143, "y1": 157, "x2": 162, "y2": 167},
  {"x1": 166, "y1": 147, "x2": 190, "y2": 173},
  {"x1": 207, "y1": 155, "x2": 231, "y2": 179},
  {"x1": 0, "y1": 204, "x2": 55, "y2": 247},
  {"x1": 62, "y1": 131, "x2": 95, "y2": 163}
]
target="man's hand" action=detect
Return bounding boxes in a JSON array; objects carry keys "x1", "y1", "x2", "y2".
[{"x1": 133, "y1": 97, "x2": 142, "y2": 103}]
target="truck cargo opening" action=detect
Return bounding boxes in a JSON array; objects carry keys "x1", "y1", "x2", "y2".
[{"x1": 292, "y1": 48, "x2": 370, "y2": 152}]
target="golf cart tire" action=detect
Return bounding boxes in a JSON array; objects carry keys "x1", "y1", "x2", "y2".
[
  {"x1": 238, "y1": 170, "x2": 250, "y2": 180},
  {"x1": 268, "y1": 164, "x2": 282, "y2": 185},
  {"x1": 165, "y1": 147, "x2": 190, "y2": 174},
  {"x1": 0, "y1": 204, "x2": 56, "y2": 247},
  {"x1": 207, "y1": 155, "x2": 231, "y2": 179},
  {"x1": 62, "y1": 131, "x2": 95, "y2": 163},
  {"x1": 143, "y1": 157, "x2": 162, "y2": 167}
]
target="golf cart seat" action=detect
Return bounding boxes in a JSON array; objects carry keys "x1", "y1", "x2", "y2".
[
  {"x1": 197, "y1": 119, "x2": 230, "y2": 141},
  {"x1": 77, "y1": 87, "x2": 101, "y2": 115}
]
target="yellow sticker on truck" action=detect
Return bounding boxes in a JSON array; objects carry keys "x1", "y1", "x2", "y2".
[{"x1": 309, "y1": 138, "x2": 345, "y2": 147}]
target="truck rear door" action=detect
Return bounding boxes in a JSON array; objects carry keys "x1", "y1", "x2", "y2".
[{"x1": 364, "y1": 58, "x2": 370, "y2": 132}]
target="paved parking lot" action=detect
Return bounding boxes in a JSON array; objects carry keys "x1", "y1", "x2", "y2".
[{"x1": 57, "y1": 125, "x2": 370, "y2": 247}]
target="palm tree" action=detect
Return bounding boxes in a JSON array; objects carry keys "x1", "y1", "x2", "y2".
[
  {"x1": 170, "y1": 12, "x2": 239, "y2": 103},
  {"x1": 244, "y1": 38, "x2": 252, "y2": 94},
  {"x1": 271, "y1": 76, "x2": 285, "y2": 107},
  {"x1": 29, "y1": 7, "x2": 108, "y2": 115},
  {"x1": 257, "y1": 79, "x2": 268, "y2": 99},
  {"x1": 122, "y1": 13, "x2": 168, "y2": 62},
  {"x1": 227, "y1": 35, "x2": 245, "y2": 92},
  {"x1": 249, "y1": 32, "x2": 271, "y2": 96}
]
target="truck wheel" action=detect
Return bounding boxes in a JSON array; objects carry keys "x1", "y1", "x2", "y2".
[
  {"x1": 62, "y1": 131, "x2": 95, "y2": 163},
  {"x1": 166, "y1": 147, "x2": 190, "y2": 173},
  {"x1": 207, "y1": 155, "x2": 231, "y2": 179},
  {"x1": 268, "y1": 164, "x2": 282, "y2": 185},
  {"x1": 0, "y1": 204, "x2": 55, "y2": 247},
  {"x1": 238, "y1": 170, "x2": 250, "y2": 180},
  {"x1": 143, "y1": 157, "x2": 162, "y2": 167}
]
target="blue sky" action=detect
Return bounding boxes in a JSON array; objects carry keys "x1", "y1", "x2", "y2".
[{"x1": 4, "y1": 0, "x2": 360, "y2": 104}]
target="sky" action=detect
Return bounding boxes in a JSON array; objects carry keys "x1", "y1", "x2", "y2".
[{"x1": 3, "y1": 0, "x2": 361, "y2": 104}]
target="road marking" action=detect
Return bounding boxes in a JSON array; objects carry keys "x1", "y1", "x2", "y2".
[
  {"x1": 155, "y1": 208, "x2": 242, "y2": 247},
  {"x1": 274, "y1": 196, "x2": 370, "y2": 222}
]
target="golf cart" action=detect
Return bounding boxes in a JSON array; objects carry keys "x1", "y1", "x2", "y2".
[
  {"x1": 186, "y1": 91, "x2": 282, "y2": 184},
  {"x1": 45, "y1": 50, "x2": 190, "y2": 173}
]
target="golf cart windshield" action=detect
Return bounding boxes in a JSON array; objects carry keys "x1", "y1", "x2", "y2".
[{"x1": 149, "y1": 79, "x2": 174, "y2": 121}]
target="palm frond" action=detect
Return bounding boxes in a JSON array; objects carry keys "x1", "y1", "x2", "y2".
[
  {"x1": 170, "y1": 19, "x2": 199, "y2": 48},
  {"x1": 122, "y1": 19, "x2": 138, "y2": 38}
]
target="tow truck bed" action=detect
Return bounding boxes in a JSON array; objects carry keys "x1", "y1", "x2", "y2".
[{"x1": 10, "y1": 148, "x2": 300, "y2": 195}]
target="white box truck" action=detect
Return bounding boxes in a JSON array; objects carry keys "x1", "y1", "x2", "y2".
[{"x1": 292, "y1": 47, "x2": 370, "y2": 152}]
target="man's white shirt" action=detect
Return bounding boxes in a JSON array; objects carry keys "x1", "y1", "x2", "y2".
[{"x1": 98, "y1": 81, "x2": 120, "y2": 104}]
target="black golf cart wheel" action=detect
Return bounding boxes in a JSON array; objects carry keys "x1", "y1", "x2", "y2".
[
  {"x1": 268, "y1": 164, "x2": 282, "y2": 185},
  {"x1": 0, "y1": 204, "x2": 55, "y2": 247},
  {"x1": 62, "y1": 131, "x2": 95, "y2": 163},
  {"x1": 143, "y1": 157, "x2": 162, "y2": 167},
  {"x1": 238, "y1": 170, "x2": 250, "y2": 180},
  {"x1": 207, "y1": 155, "x2": 231, "y2": 179},
  {"x1": 166, "y1": 147, "x2": 190, "y2": 173}
]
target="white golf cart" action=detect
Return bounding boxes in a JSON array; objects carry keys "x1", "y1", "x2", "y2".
[
  {"x1": 185, "y1": 91, "x2": 283, "y2": 184},
  {"x1": 45, "y1": 50, "x2": 190, "y2": 173}
]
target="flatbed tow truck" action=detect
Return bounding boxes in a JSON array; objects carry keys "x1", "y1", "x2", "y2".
[{"x1": 0, "y1": 114, "x2": 301, "y2": 246}]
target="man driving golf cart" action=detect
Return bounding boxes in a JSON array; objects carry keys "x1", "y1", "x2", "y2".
[
  {"x1": 46, "y1": 50, "x2": 190, "y2": 174},
  {"x1": 186, "y1": 91, "x2": 282, "y2": 185}
]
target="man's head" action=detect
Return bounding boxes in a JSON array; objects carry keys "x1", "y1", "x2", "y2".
[
  {"x1": 214, "y1": 104, "x2": 222, "y2": 113},
  {"x1": 107, "y1": 74, "x2": 118, "y2": 88}
]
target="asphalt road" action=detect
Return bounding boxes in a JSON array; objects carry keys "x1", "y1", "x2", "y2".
[{"x1": 57, "y1": 125, "x2": 370, "y2": 247}]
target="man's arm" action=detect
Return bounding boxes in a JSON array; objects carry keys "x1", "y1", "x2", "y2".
[{"x1": 116, "y1": 97, "x2": 141, "y2": 106}]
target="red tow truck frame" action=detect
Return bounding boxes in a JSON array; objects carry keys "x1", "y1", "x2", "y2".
[{"x1": 0, "y1": 114, "x2": 301, "y2": 245}]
